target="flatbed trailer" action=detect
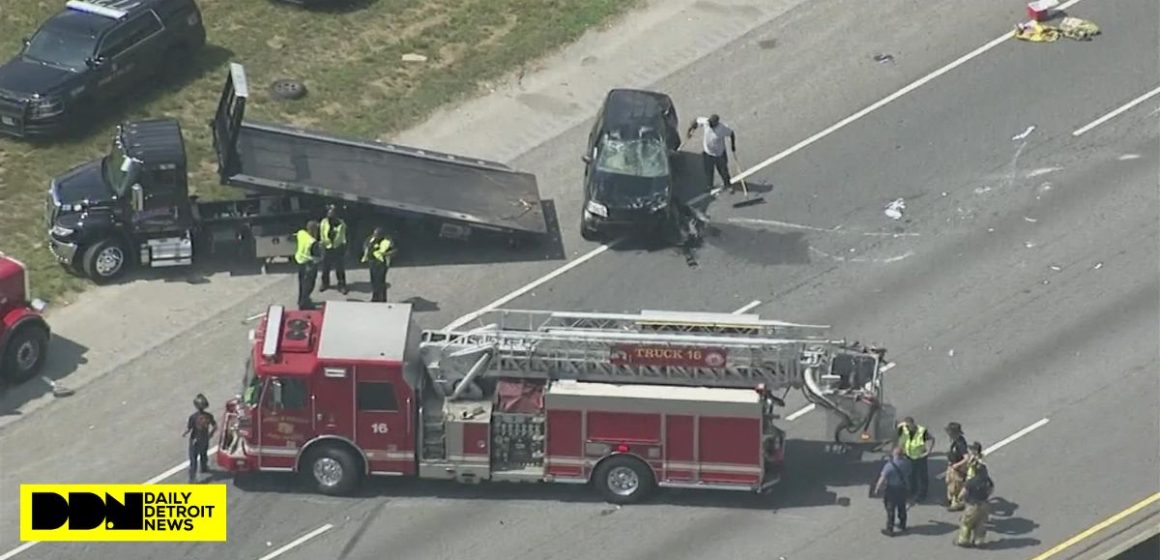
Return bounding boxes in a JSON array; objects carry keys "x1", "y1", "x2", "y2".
[
  {"x1": 213, "y1": 63, "x2": 547, "y2": 239},
  {"x1": 45, "y1": 62, "x2": 549, "y2": 284}
]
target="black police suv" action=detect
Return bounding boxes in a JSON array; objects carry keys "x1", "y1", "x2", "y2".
[
  {"x1": 0, "y1": 0, "x2": 206, "y2": 139},
  {"x1": 580, "y1": 89, "x2": 682, "y2": 241}
]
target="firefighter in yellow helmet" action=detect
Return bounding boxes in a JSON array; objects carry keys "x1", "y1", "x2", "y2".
[
  {"x1": 955, "y1": 451, "x2": 994, "y2": 548},
  {"x1": 361, "y1": 226, "x2": 395, "y2": 302},
  {"x1": 294, "y1": 220, "x2": 322, "y2": 309}
]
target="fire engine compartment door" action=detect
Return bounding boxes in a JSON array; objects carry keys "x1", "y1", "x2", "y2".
[
  {"x1": 352, "y1": 365, "x2": 413, "y2": 474},
  {"x1": 312, "y1": 365, "x2": 355, "y2": 441}
]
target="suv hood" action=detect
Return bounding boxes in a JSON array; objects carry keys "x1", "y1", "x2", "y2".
[
  {"x1": 590, "y1": 172, "x2": 670, "y2": 209},
  {"x1": 52, "y1": 159, "x2": 114, "y2": 207},
  {"x1": 0, "y1": 58, "x2": 74, "y2": 97}
]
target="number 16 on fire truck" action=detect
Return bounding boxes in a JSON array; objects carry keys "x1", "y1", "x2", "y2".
[{"x1": 218, "y1": 302, "x2": 895, "y2": 504}]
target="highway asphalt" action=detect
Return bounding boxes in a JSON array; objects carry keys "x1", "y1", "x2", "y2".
[{"x1": 1, "y1": 0, "x2": 1157, "y2": 559}]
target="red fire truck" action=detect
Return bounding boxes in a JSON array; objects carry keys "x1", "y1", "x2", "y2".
[
  {"x1": 0, "y1": 254, "x2": 50, "y2": 385},
  {"x1": 218, "y1": 302, "x2": 895, "y2": 503}
]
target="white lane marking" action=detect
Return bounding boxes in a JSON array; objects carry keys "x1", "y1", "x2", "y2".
[
  {"x1": 786, "y1": 404, "x2": 816, "y2": 421},
  {"x1": 880, "y1": 362, "x2": 896, "y2": 373},
  {"x1": 257, "y1": 524, "x2": 335, "y2": 560},
  {"x1": 936, "y1": 418, "x2": 1050, "y2": 479},
  {"x1": 1073, "y1": 85, "x2": 1160, "y2": 136},
  {"x1": 729, "y1": 217, "x2": 921, "y2": 237},
  {"x1": 731, "y1": 0, "x2": 1089, "y2": 185},
  {"x1": 0, "y1": 445, "x2": 221, "y2": 559},
  {"x1": 809, "y1": 247, "x2": 915, "y2": 264},
  {"x1": 1118, "y1": 154, "x2": 1141, "y2": 161},
  {"x1": 244, "y1": 312, "x2": 267, "y2": 322},
  {"x1": 732, "y1": 300, "x2": 763, "y2": 314},
  {"x1": 0, "y1": 544, "x2": 37, "y2": 560},
  {"x1": 443, "y1": 1, "x2": 1099, "y2": 331}
]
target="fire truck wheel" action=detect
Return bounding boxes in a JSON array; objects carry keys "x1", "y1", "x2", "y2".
[
  {"x1": 304, "y1": 445, "x2": 361, "y2": 496},
  {"x1": 2, "y1": 324, "x2": 49, "y2": 384},
  {"x1": 594, "y1": 456, "x2": 654, "y2": 505}
]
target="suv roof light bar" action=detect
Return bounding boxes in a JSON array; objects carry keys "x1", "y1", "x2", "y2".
[{"x1": 65, "y1": 0, "x2": 129, "y2": 19}]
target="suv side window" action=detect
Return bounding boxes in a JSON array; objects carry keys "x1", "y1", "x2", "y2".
[{"x1": 99, "y1": 13, "x2": 163, "y2": 59}]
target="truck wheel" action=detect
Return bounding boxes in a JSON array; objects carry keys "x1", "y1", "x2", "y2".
[
  {"x1": 305, "y1": 445, "x2": 361, "y2": 496},
  {"x1": 594, "y1": 455, "x2": 654, "y2": 504},
  {"x1": 82, "y1": 239, "x2": 129, "y2": 284},
  {"x1": 2, "y1": 324, "x2": 49, "y2": 384}
]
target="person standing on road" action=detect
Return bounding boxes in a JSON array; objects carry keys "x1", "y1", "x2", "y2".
[
  {"x1": 319, "y1": 205, "x2": 349, "y2": 295},
  {"x1": 183, "y1": 394, "x2": 217, "y2": 483},
  {"x1": 294, "y1": 220, "x2": 322, "y2": 310},
  {"x1": 873, "y1": 446, "x2": 912, "y2": 536},
  {"x1": 361, "y1": 227, "x2": 395, "y2": 303},
  {"x1": 898, "y1": 416, "x2": 935, "y2": 502},
  {"x1": 686, "y1": 114, "x2": 737, "y2": 192},
  {"x1": 955, "y1": 461, "x2": 995, "y2": 548},
  {"x1": 945, "y1": 422, "x2": 970, "y2": 511}
]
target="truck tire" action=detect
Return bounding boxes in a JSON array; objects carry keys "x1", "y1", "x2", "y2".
[
  {"x1": 82, "y1": 239, "x2": 129, "y2": 284},
  {"x1": 593, "y1": 455, "x2": 654, "y2": 505},
  {"x1": 2, "y1": 324, "x2": 49, "y2": 384},
  {"x1": 304, "y1": 445, "x2": 361, "y2": 496}
]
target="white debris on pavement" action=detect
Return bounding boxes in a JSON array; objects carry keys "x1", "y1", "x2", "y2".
[
  {"x1": 884, "y1": 198, "x2": 906, "y2": 220},
  {"x1": 1012, "y1": 125, "x2": 1036, "y2": 141},
  {"x1": 401, "y1": 53, "x2": 428, "y2": 62},
  {"x1": 948, "y1": 349, "x2": 955, "y2": 357},
  {"x1": 1093, "y1": 262, "x2": 1104, "y2": 269}
]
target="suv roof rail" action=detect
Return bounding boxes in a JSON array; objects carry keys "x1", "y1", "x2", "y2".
[{"x1": 65, "y1": 0, "x2": 143, "y2": 19}]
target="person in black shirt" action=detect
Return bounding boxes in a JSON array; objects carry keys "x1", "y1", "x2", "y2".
[
  {"x1": 945, "y1": 422, "x2": 970, "y2": 511},
  {"x1": 183, "y1": 393, "x2": 217, "y2": 483}
]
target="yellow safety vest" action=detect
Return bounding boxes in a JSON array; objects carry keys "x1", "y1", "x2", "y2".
[
  {"x1": 966, "y1": 457, "x2": 985, "y2": 479},
  {"x1": 898, "y1": 425, "x2": 928, "y2": 460},
  {"x1": 294, "y1": 230, "x2": 319, "y2": 265},
  {"x1": 319, "y1": 218, "x2": 347, "y2": 249},
  {"x1": 362, "y1": 237, "x2": 392, "y2": 266}
]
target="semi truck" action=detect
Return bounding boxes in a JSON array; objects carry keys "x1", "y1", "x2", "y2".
[
  {"x1": 46, "y1": 62, "x2": 549, "y2": 284},
  {"x1": 217, "y1": 302, "x2": 896, "y2": 503},
  {"x1": 0, "y1": 254, "x2": 50, "y2": 385}
]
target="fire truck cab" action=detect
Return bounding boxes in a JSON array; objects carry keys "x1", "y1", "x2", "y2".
[
  {"x1": 0, "y1": 254, "x2": 50, "y2": 385},
  {"x1": 219, "y1": 301, "x2": 893, "y2": 504}
]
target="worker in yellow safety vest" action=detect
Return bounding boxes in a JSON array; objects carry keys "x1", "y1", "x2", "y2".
[
  {"x1": 319, "y1": 205, "x2": 349, "y2": 295},
  {"x1": 294, "y1": 220, "x2": 322, "y2": 310},
  {"x1": 897, "y1": 416, "x2": 935, "y2": 502},
  {"x1": 361, "y1": 226, "x2": 395, "y2": 302}
]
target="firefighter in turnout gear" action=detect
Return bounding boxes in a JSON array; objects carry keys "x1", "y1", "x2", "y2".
[
  {"x1": 955, "y1": 458, "x2": 994, "y2": 547},
  {"x1": 945, "y1": 422, "x2": 971, "y2": 511},
  {"x1": 183, "y1": 394, "x2": 217, "y2": 483},
  {"x1": 319, "y1": 205, "x2": 349, "y2": 294},
  {"x1": 897, "y1": 416, "x2": 935, "y2": 502},
  {"x1": 295, "y1": 220, "x2": 323, "y2": 310},
  {"x1": 362, "y1": 227, "x2": 395, "y2": 302}
]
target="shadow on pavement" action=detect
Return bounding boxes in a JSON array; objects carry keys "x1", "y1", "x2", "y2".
[{"x1": 0, "y1": 333, "x2": 89, "y2": 415}]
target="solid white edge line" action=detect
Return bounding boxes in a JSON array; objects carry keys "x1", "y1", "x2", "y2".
[
  {"x1": 731, "y1": 0, "x2": 1089, "y2": 185},
  {"x1": 257, "y1": 524, "x2": 335, "y2": 560},
  {"x1": 786, "y1": 403, "x2": 816, "y2": 421},
  {"x1": 732, "y1": 300, "x2": 762, "y2": 314},
  {"x1": 1, "y1": 444, "x2": 222, "y2": 559},
  {"x1": 1072, "y1": 85, "x2": 1160, "y2": 136},
  {"x1": 936, "y1": 418, "x2": 1050, "y2": 479}
]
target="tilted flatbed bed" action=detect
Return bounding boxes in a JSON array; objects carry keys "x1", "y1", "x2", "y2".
[{"x1": 212, "y1": 63, "x2": 548, "y2": 238}]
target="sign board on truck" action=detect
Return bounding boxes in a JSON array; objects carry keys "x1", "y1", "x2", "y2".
[{"x1": 609, "y1": 345, "x2": 728, "y2": 368}]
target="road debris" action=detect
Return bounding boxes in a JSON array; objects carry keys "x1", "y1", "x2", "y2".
[
  {"x1": 1024, "y1": 216, "x2": 1038, "y2": 223},
  {"x1": 974, "y1": 186, "x2": 993, "y2": 194},
  {"x1": 41, "y1": 376, "x2": 74, "y2": 398},
  {"x1": 884, "y1": 198, "x2": 906, "y2": 220},
  {"x1": 1012, "y1": 125, "x2": 1036, "y2": 141},
  {"x1": 948, "y1": 349, "x2": 955, "y2": 357},
  {"x1": 1093, "y1": 262, "x2": 1104, "y2": 270},
  {"x1": 873, "y1": 53, "x2": 895, "y2": 64},
  {"x1": 401, "y1": 53, "x2": 428, "y2": 62},
  {"x1": 1024, "y1": 241, "x2": 1036, "y2": 249},
  {"x1": 1014, "y1": 17, "x2": 1101, "y2": 43},
  {"x1": 1050, "y1": 265, "x2": 1062, "y2": 271}
]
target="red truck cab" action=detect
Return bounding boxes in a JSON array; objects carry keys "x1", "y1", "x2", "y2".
[{"x1": 0, "y1": 254, "x2": 50, "y2": 385}]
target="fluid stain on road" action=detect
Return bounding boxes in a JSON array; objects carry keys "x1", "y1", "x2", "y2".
[{"x1": 703, "y1": 223, "x2": 812, "y2": 265}]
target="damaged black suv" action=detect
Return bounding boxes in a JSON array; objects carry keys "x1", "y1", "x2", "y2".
[
  {"x1": 0, "y1": 0, "x2": 206, "y2": 139},
  {"x1": 580, "y1": 89, "x2": 682, "y2": 241}
]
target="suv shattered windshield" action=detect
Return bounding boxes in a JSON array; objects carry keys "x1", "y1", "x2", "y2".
[
  {"x1": 595, "y1": 132, "x2": 668, "y2": 178},
  {"x1": 24, "y1": 28, "x2": 96, "y2": 72}
]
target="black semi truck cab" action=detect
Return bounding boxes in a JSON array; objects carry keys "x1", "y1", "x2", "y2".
[{"x1": 47, "y1": 62, "x2": 549, "y2": 284}]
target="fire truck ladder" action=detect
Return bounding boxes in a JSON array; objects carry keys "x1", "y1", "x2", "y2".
[{"x1": 420, "y1": 309, "x2": 883, "y2": 401}]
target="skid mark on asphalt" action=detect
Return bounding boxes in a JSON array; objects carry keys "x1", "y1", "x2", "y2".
[
  {"x1": 728, "y1": 217, "x2": 921, "y2": 237},
  {"x1": 809, "y1": 247, "x2": 915, "y2": 265}
]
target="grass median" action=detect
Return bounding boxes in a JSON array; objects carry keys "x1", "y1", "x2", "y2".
[{"x1": 0, "y1": 0, "x2": 637, "y2": 304}]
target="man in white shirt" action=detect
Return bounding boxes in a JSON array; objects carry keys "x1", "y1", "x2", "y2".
[{"x1": 686, "y1": 114, "x2": 737, "y2": 192}]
